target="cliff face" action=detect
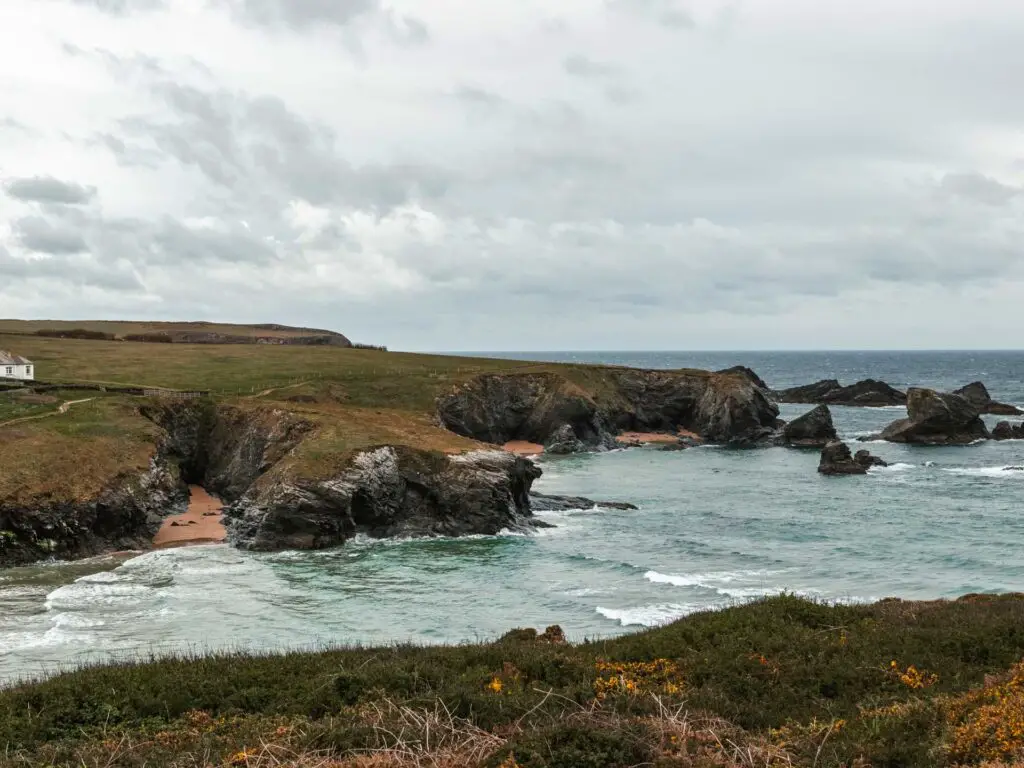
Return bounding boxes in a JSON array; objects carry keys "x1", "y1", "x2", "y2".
[
  {"x1": 436, "y1": 369, "x2": 780, "y2": 449},
  {"x1": 225, "y1": 448, "x2": 542, "y2": 552},
  {"x1": 0, "y1": 459, "x2": 186, "y2": 567}
]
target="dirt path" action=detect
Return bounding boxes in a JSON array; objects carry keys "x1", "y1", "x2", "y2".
[
  {"x1": 0, "y1": 397, "x2": 96, "y2": 429},
  {"x1": 248, "y1": 381, "x2": 308, "y2": 399},
  {"x1": 154, "y1": 486, "x2": 227, "y2": 549}
]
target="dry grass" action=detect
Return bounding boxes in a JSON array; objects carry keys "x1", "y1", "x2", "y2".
[{"x1": 0, "y1": 320, "x2": 341, "y2": 340}]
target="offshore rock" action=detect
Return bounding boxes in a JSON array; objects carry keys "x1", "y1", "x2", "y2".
[
  {"x1": 953, "y1": 382, "x2": 1023, "y2": 416},
  {"x1": 818, "y1": 441, "x2": 868, "y2": 476},
  {"x1": 530, "y1": 492, "x2": 638, "y2": 511},
  {"x1": 774, "y1": 379, "x2": 907, "y2": 407},
  {"x1": 881, "y1": 388, "x2": 989, "y2": 445},
  {"x1": 854, "y1": 449, "x2": 888, "y2": 468},
  {"x1": 544, "y1": 424, "x2": 588, "y2": 455},
  {"x1": 781, "y1": 404, "x2": 838, "y2": 448},
  {"x1": 437, "y1": 369, "x2": 779, "y2": 449},
  {"x1": 992, "y1": 421, "x2": 1024, "y2": 441},
  {"x1": 226, "y1": 448, "x2": 543, "y2": 552}
]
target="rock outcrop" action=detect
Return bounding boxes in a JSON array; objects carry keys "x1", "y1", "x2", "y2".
[
  {"x1": 953, "y1": 382, "x2": 1023, "y2": 416},
  {"x1": 880, "y1": 388, "x2": 989, "y2": 445},
  {"x1": 818, "y1": 441, "x2": 868, "y2": 475},
  {"x1": 226, "y1": 448, "x2": 542, "y2": 551},
  {"x1": 854, "y1": 449, "x2": 888, "y2": 468},
  {"x1": 436, "y1": 369, "x2": 780, "y2": 451},
  {"x1": 775, "y1": 379, "x2": 907, "y2": 407},
  {"x1": 530, "y1": 492, "x2": 638, "y2": 511},
  {"x1": 0, "y1": 459, "x2": 187, "y2": 567},
  {"x1": 716, "y1": 366, "x2": 771, "y2": 393},
  {"x1": 781, "y1": 404, "x2": 838, "y2": 448},
  {"x1": 992, "y1": 421, "x2": 1024, "y2": 441}
]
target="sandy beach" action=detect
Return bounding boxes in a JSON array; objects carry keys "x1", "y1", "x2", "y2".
[
  {"x1": 503, "y1": 440, "x2": 545, "y2": 456},
  {"x1": 153, "y1": 486, "x2": 227, "y2": 549}
]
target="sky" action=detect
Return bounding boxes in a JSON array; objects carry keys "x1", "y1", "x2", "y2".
[{"x1": 1, "y1": 0, "x2": 1023, "y2": 351}]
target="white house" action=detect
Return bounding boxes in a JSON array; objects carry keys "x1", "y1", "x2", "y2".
[{"x1": 0, "y1": 351, "x2": 34, "y2": 381}]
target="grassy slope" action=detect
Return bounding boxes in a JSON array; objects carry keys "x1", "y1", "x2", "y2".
[
  {"x1": 3, "y1": 594, "x2": 1024, "y2": 767},
  {"x1": 0, "y1": 319, "x2": 343, "y2": 339},
  {"x1": 0, "y1": 333, "x2": 659, "y2": 499}
]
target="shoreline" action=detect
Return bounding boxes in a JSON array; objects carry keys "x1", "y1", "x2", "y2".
[{"x1": 153, "y1": 486, "x2": 226, "y2": 549}]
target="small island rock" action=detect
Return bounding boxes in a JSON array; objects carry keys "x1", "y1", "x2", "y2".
[
  {"x1": 818, "y1": 441, "x2": 868, "y2": 475},
  {"x1": 782, "y1": 404, "x2": 838, "y2": 448},
  {"x1": 881, "y1": 388, "x2": 989, "y2": 445}
]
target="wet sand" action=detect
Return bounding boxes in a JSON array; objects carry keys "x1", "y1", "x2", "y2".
[
  {"x1": 503, "y1": 440, "x2": 545, "y2": 456},
  {"x1": 153, "y1": 486, "x2": 226, "y2": 549}
]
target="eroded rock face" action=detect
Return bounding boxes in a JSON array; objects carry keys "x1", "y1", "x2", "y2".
[
  {"x1": 530, "y1": 492, "x2": 638, "y2": 511},
  {"x1": 0, "y1": 459, "x2": 187, "y2": 567},
  {"x1": 818, "y1": 441, "x2": 868, "y2": 475},
  {"x1": 854, "y1": 449, "x2": 888, "y2": 468},
  {"x1": 953, "y1": 382, "x2": 1023, "y2": 416},
  {"x1": 775, "y1": 379, "x2": 906, "y2": 407},
  {"x1": 437, "y1": 369, "x2": 779, "y2": 450},
  {"x1": 226, "y1": 448, "x2": 542, "y2": 551},
  {"x1": 782, "y1": 404, "x2": 838, "y2": 448},
  {"x1": 881, "y1": 388, "x2": 989, "y2": 445},
  {"x1": 992, "y1": 421, "x2": 1024, "y2": 441}
]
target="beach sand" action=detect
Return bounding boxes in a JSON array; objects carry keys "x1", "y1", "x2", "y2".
[
  {"x1": 153, "y1": 485, "x2": 227, "y2": 549},
  {"x1": 619, "y1": 429, "x2": 702, "y2": 444},
  {"x1": 503, "y1": 440, "x2": 545, "y2": 456}
]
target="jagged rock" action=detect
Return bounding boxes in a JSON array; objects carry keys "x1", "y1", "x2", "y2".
[
  {"x1": 226, "y1": 448, "x2": 543, "y2": 552},
  {"x1": 854, "y1": 449, "x2": 888, "y2": 468},
  {"x1": 881, "y1": 388, "x2": 989, "y2": 445},
  {"x1": 992, "y1": 421, "x2": 1024, "y2": 441},
  {"x1": 953, "y1": 382, "x2": 1023, "y2": 416},
  {"x1": 530, "y1": 492, "x2": 638, "y2": 511},
  {"x1": 774, "y1": 379, "x2": 907, "y2": 407},
  {"x1": 716, "y1": 366, "x2": 770, "y2": 393},
  {"x1": 544, "y1": 424, "x2": 587, "y2": 455},
  {"x1": 0, "y1": 458, "x2": 187, "y2": 568},
  {"x1": 782, "y1": 404, "x2": 838, "y2": 448},
  {"x1": 818, "y1": 441, "x2": 868, "y2": 475},
  {"x1": 437, "y1": 368, "x2": 779, "y2": 450}
]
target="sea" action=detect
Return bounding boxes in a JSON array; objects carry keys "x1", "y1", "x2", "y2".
[{"x1": 2, "y1": 350, "x2": 1023, "y2": 685}]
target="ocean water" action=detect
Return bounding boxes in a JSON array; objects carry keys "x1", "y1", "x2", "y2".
[{"x1": 2, "y1": 351, "x2": 1023, "y2": 685}]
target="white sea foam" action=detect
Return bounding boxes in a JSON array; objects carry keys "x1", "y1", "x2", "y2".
[
  {"x1": 644, "y1": 569, "x2": 779, "y2": 589},
  {"x1": 943, "y1": 466, "x2": 1024, "y2": 479},
  {"x1": 596, "y1": 604, "x2": 695, "y2": 627},
  {"x1": 870, "y1": 463, "x2": 915, "y2": 473},
  {"x1": 45, "y1": 582, "x2": 154, "y2": 612}
]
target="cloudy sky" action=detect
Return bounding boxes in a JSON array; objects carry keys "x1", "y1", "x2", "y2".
[{"x1": 1, "y1": 0, "x2": 1023, "y2": 351}]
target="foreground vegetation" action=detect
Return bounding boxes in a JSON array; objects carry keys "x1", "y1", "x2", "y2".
[{"x1": 3, "y1": 594, "x2": 1024, "y2": 767}]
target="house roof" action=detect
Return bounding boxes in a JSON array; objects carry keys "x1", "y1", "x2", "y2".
[{"x1": 0, "y1": 350, "x2": 32, "y2": 365}]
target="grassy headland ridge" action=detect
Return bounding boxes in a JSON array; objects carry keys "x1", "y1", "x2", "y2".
[{"x1": 3, "y1": 594, "x2": 1024, "y2": 767}]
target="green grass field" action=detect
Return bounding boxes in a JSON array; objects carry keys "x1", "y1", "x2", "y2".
[{"x1": 2, "y1": 594, "x2": 1024, "y2": 767}]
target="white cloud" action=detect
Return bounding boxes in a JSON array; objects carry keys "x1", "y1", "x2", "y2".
[{"x1": 1, "y1": 0, "x2": 1023, "y2": 349}]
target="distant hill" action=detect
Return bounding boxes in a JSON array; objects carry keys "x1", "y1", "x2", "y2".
[{"x1": 0, "y1": 320, "x2": 353, "y2": 347}]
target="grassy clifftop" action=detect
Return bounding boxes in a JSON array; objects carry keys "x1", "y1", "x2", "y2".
[{"x1": 3, "y1": 594, "x2": 1024, "y2": 767}]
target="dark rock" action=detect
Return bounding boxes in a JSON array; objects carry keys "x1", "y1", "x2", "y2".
[
  {"x1": 436, "y1": 368, "x2": 779, "y2": 450},
  {"x1": 227, "y1": 448, "x2": 543, "y2": 552},
  {"x1": 716, "y1": 365, "x2": 770, "y2": 393},
  {"x1": 544, "y1": 424, "x2": 587, "y2": 455},
  {"x1": 854, "y1": 449, "x2": 888, "y2": 468},
  {"x1": 530, "y1": 492, "x2": 638, "y2": 511},
  {"x1": 993, "y1": 421, "x2": 1015, "y2": 441},
  {"x1": 881, "y1": 388, "x2": 989, "y2": 445},
  {"x1": 0, "y1": 459, "x2": 187, "y2": 568},
  {"x1": 659, "y1": 442, "x2": 689, "y2": 452},
  {"x1": 774, "y1": 379, "x2": 906, "y2": 407},
  {"x1": 782, "y1": 404, "x2": 838, "y2": 448},
  {"x1": 953, "y1": 381, "x2": 1023, "y2": 416},
  {"x1": 818, "y1": 441, "x2": 868, "y2": 475}
]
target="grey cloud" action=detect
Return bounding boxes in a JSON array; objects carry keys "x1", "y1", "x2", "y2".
[
  {"x1": 605, "y1": 84, "x2": 642, "y2": 104},
  {"x1": 605, "y1": 0, "x2": 695, "y2": 29},
  {"x1": 220, "y1": 0, "x2": 379, "y2": 30},
  {"x1": 1, "y1": 118, "x2": 33, "y2": 134},
  {"x1": 15, "y1": 216, "x2": 89, "y2": 254},
  {"x1": 6, "y1": 176, "x2": 97, "y2": 205},
  {"x1": 452, "y1": 86, "x2": 507, "y2": 110},
  {"x1": 119, "y1": 81, "x2": 450, "y2": 210},
  {"x1": 940, "y1": 172, "x2": 1021, "y2": 206},
  {"x1": 563, "y1": 54, "x2": 619, "y2": 79},
  {"x1": 0, "y1": 246, "x2": 141, "y2": 291},
  {"x1": 66, "y1": 0, "x2": 165, "y2": 14}
]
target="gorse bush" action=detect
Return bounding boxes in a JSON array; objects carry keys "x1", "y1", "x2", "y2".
[{"x1": 4, "y1": 594, "x2": 1024, "y2": 767}]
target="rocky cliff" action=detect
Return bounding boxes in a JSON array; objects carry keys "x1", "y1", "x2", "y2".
[
  {"x1": 436, "y1": 368, "x2": 780, "y2": 450},
  {"x1": 881, "y1": 388, "x2": 989, "y2": 445},
  {"x1": 0, "y1": 459, "x2": 186, "y2": 567},
  {"x1": 225, "y1": 448, "x2": 542, "y2": 551}
]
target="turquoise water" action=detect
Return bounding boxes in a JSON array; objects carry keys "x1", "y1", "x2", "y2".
[{"x1": 2, "y1": 351, "x2": 1023, "y2": 685}]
